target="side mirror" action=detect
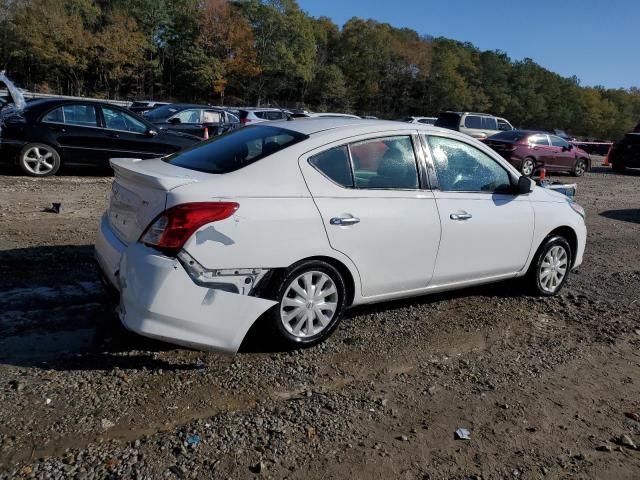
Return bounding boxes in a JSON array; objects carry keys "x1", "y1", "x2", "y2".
[
  {"x1": 168, "y1": 117, "x2": 181, "y2": 124},
  {"x1": 147, "y1": 128, "x2": 158, "y2": 136},
  {"x1": 517, "y1": 176, "x2": 533, "y2": 194}
]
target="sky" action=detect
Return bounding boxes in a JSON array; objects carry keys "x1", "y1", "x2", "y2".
[{"x1": 296, "y1": 0, "x2": 638, "y2": 90}]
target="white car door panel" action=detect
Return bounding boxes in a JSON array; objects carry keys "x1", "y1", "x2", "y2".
[
  {"x1": 300, "y1": 134, "x2": 442, "y2": 298},
  {"x1": 424, "y1": 134, "x2": 535, "y2": 286},
  {"x1": 431, "y1": 192, "x2": 533, "y2": 285}
]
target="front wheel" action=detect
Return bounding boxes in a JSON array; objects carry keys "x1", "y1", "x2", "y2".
[
  {"x1": 18, "y1": 143, "x2": 61, "y2": 176},
  {"x1": 268, "y1": 260, "x2": 347, "y2": 348},
  {"x1": 521, "y1": 157, "x2": 535, "y2": 177},
  {"x1": 572, "y1": 158, "x2": 587, "y2": 177},
  {"x1": 526, "y1": 236, "x2": 573, "y2": 296}
]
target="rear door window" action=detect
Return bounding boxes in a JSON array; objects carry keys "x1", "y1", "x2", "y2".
[
  {"x1": 165, "y1": 125, "x2": 308, "y2": 173},
  {"x1": 349, "y1": 136, "x2": 419, "y2": 189},
  {"x1": 170, "y1": 109, "x2": 202, "y2": 124},
  {"x1": 42, "y1": 104, "x2": 98, "y2": 127},
  {"x1": 481, "y1": 116, "x2": 497, "y2": 130},
  {"x1": 530, "y1": 134, "x2": 550, "y2": 146},
  {"x1": 464, "y1": 115, "x2": 482, "y2": 129}
]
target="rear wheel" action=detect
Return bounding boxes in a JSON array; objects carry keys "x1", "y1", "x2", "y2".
[
  {"x1": 18, "y1": 143, "x2": 61, "y2": 177},
  {"x1": 268, "y1": 260, "x2": 346, "y2": 348},
  {"x1": 521, "y1": 157, "x2": 535, "y2": 177},
  {"x1": 526, "y1": 235, "x2": 572, "y2": 296},
  {"x1": 572, "y1": 158, "x2": 587, "y2": 177}
]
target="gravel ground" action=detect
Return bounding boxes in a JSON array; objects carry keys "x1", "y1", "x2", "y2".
[{"x1": 0, "y1": 158, "x2": 639, "y2": 479}]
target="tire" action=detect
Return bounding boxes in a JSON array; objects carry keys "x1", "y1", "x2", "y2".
[
  {"x1": 526, "y1": 235, "x2": 573, "y2": 296},
  {"x1": 572, "y1": 158, "x2": 588, "y2": 177},
  {"x1": 18, "y1": 143, "x2": 61, "y2": 177},
  {"x1": 521, "y1": 157, "x2": 535, "y2": 177},
  {"x1": 267, "y1": 260, "x2": 347, "y2": 349}
]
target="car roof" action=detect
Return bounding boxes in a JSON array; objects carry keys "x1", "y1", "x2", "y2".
[
  {"x1": 23, "y1": 98, "x2": 128, "y2": 111},
  {"x1": 265, "y1": 117, "x2": 452, "y2": 136}
]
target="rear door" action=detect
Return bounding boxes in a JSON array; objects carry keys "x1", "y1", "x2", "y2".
[
  {"x1": 40, "y1": 103, "x2": 104, "y2": 164},
  {"x1": 529, "y1": 134, "x2": 554, "y2": 168},
  {"x1": 166, "y1": 108, "x2": 205, "y2": 136},
  {"x1": 300, "y1": 133, "x2": 441, "y2": 298}
]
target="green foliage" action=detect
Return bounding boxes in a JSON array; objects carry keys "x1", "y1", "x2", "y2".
[{"x1": 1, "y1": 0, "x2": 638, "y2": 139}]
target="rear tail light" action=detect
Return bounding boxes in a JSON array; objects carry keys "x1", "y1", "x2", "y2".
[
  {"x1": 240, "y1": 117, "x2": 251, "y2": 125},
  {"x1": 140, "y1": 202, "x2": 239, "y2": 255}
]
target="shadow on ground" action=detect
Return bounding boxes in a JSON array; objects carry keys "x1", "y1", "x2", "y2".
[{"x1": 600, "y1": 208, "x2": 640, "y2": 224}]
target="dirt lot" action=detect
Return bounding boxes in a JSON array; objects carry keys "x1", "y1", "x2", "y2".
[{"x1": 0, "y1": 158, "x2": 639, "y2": 480}]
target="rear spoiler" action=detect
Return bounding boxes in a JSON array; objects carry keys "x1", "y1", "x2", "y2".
[{"x1": 110, "y1": 158, "x2": 200, "y2": 191}]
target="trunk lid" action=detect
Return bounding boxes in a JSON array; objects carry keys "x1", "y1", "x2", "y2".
[{"x1": 108, "y1": 158, "x2": 202, "y2": 244}]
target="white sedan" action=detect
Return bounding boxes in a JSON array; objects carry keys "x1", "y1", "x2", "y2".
[{"x1": 95, "y1": 118, "x2": 586, "y2": 353}]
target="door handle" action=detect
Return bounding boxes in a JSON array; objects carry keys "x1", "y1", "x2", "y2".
[
  {"x1": 450, "y1": 212, "x2": 472, "y2": 221},
  {"x1": 330, "y1": 216, "x2": 360, "y2": 226}
]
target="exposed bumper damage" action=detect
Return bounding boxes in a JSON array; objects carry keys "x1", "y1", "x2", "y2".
[{"x1": 95, "y1": 217, "x2": 277, "y2": 353}]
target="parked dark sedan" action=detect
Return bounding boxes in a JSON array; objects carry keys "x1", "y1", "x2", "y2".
[
  {"x1": 484, "y1": 130, "x2": 591, "y2": 177},
  {"x1": 0, "y1": 99, "x2": 201, "y2": 176},
  {"x1": 608, "y1": 121, "x2": 640, "y2": 173},
  {"x1": 143, "y1": 103, "x2": 238, "y2": 138}
]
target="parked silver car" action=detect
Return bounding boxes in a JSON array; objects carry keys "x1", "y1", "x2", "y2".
[{"x1": 435, "y1": 111, "x2": 514, "y2": 140}]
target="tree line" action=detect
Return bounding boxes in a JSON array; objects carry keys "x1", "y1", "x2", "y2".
[{"x1": 1, "y1": 0, "x2": 639, "y2": 139}]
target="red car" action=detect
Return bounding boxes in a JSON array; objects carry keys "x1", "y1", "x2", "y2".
[{"x1": 485, "y1": 130, "x2": 591, "y2": 177}]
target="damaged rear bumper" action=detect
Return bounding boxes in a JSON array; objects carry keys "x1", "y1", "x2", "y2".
[
  {"x1": 95, "y1": 214, "x2": 276, "y2": 353},
  {"x1": 118, "y1": 244, "x2": 276, "y2": 353}
]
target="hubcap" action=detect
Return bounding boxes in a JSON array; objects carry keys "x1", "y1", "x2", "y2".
[
  {"x1": 23, "y1": 147, "x2": 55, "y2": 175},
  {"x1": 522, "y1": 160, "x2": 534, "y2": 176},
  {"x1": 576, "y1": 160, "x2": 585, "y2": 175},
  {"x1": 539, "y1": 245, "x2": 568, "y2": 293},
  {"x1": 280, "y1": 271, "x2": 338, "y2": 338}
]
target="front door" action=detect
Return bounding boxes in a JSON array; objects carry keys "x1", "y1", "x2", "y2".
[
  {"x1": 423, "y1": 135, "x2": 534, "y2": 286},
  {"x1": 98, "y1": 106, "x2": 161, "y2": 159},
  {"x1": 300, "y1": 134, "x2": 441, "y2": 298},
  {"x1": 549, "y1": 135, "x2": 576, "y2": 171}
]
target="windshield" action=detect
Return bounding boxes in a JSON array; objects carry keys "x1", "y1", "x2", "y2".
[
  {"x1": 434, "y1": 112, "x2": 461, "y2": 130},
  {"x1": 164, "y1": 125, "x2": 308, "y2": 174},
  {"x1": 0, "y1": 71, "x2": 26, "y2": 111}
]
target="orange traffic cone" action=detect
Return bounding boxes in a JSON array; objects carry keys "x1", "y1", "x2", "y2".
[
  {"x1": 538, "y1": 168, "x2": 546, "y2": 181},
  {"x1": 203, "y1": 126, "x2": 209, "y2": 140}
]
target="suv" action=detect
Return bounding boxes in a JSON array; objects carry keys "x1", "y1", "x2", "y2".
[
  {"x1": 608, "y1": 121, "x2": 640, "y2": 173},
  {"x1": 435, "y1": 111, "x2": 513, "y2": 139},
  {"x1": 238, "y1": 108, "x2": 290, "y2": 125}
]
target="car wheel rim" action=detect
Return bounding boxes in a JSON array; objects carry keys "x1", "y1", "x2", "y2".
[
  {"x1": 539, "y1": 245, "x2": 568, "y2": 293},
  {"x1": 576, "y1": 161, "x2": 585, "y2": 175},
  {"x1": 280, "y1": 271, "x2": 338, "y2": 338},
  {"x1": 23, "y1": 146, "x2": 55, "y2": 175},
  {"x1": 522, "y1": 160, "x2": 533, "y2": 176}
]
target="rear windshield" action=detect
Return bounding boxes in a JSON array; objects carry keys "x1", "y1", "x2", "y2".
[
  {"x1": 144, "y1": 104, "x2": 180, "y2": 120},
  {"x1": 164, "y1": 125, "x2": 308, "y2": 174},
  {"x1": 434, "y1": 112, "x2": 461, "y2": 130},
  {"x1": 488, "y1": 131, "x2": 527, "y2": 142}
]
